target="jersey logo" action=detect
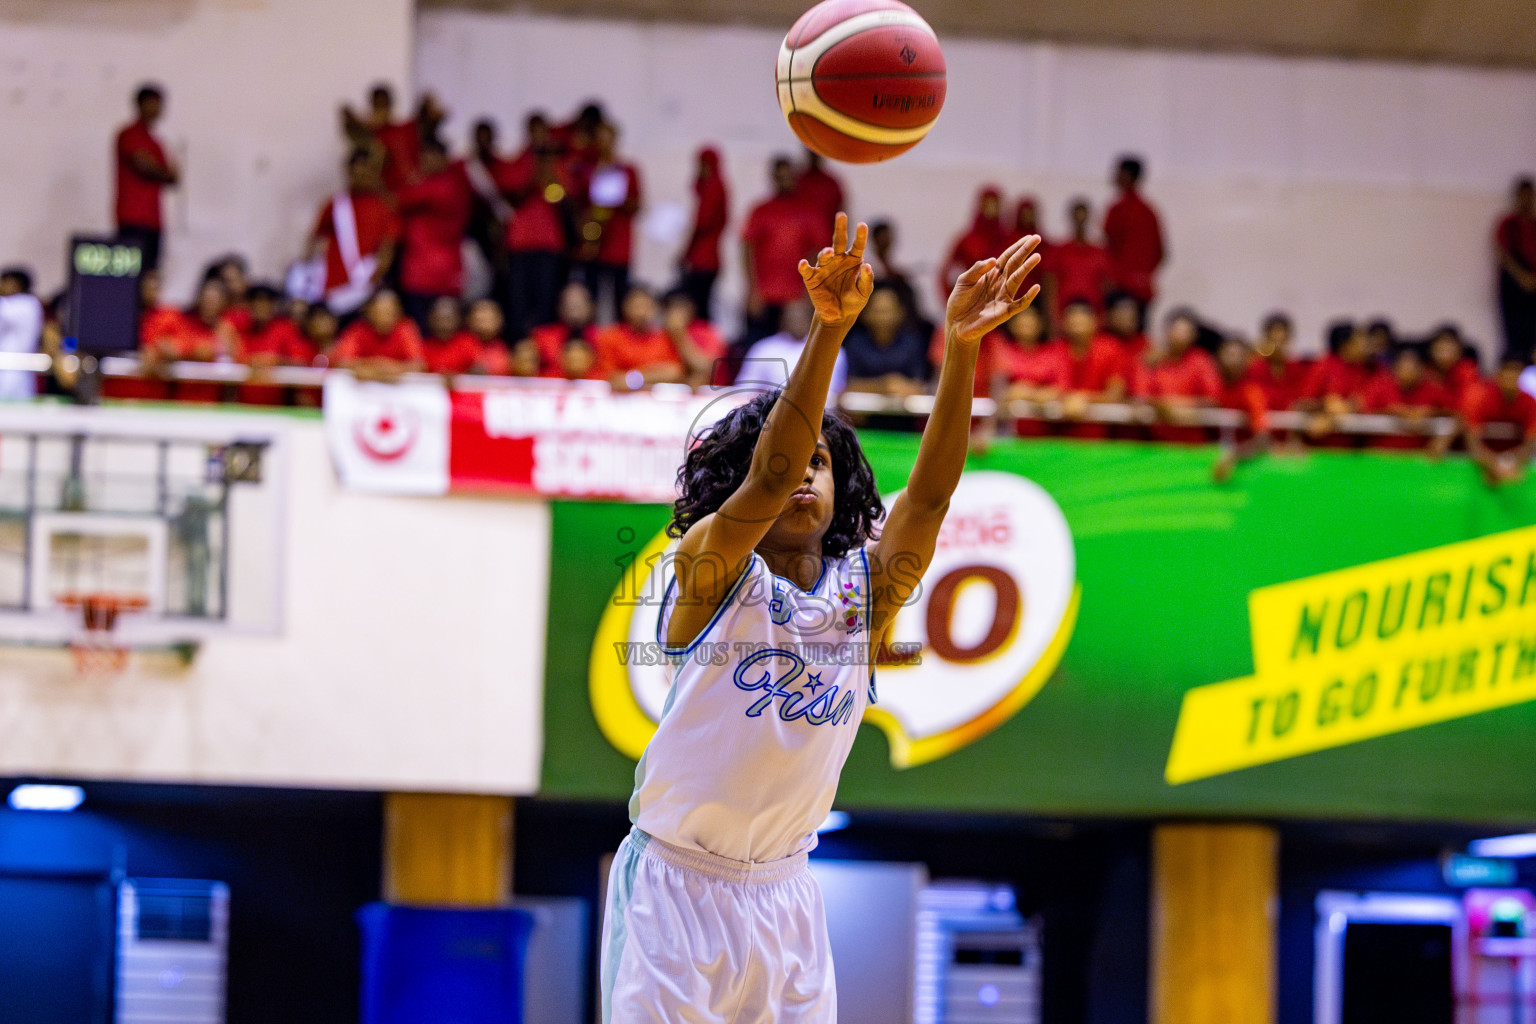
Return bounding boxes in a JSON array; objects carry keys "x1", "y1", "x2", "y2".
[
  {"x1": 734, "y1": 648, "x2": 857, "y2": 727},
  {"x1": 837, "y1": 579, "x2": 864, "y2": 636}
]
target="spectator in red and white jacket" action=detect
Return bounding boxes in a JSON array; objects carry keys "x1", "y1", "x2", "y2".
[
  {"x1": 308, "y1": 150, "x2": 399, "y2": 316},
  {"x1": 679, "y1": 147, "x2": 729, "y2": 321},
  {"x1": 1103, "y1": 155, "x2": 1165, "y2": 330}
]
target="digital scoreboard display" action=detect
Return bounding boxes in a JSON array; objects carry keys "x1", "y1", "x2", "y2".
[{"x1": 67, "y1": 236, "x2": 143, "y2": 356}]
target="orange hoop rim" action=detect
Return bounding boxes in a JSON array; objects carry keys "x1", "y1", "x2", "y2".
[{"x1": 54, "y1": 591, "x2": 151, "y2": 612}]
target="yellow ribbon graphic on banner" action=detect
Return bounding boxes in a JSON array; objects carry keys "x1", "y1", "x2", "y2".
[{"x1": 1166, "y1": 524, "x2": 1536, "y2": 784}]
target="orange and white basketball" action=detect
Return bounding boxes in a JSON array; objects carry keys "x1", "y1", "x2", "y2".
[{"x1": 776, "y1": 0, "x2": 947, "y2": 164}]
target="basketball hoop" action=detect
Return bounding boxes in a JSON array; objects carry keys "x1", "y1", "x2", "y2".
[{"x1": 56, "y1": 591, "x2": 149, "y2": 676}]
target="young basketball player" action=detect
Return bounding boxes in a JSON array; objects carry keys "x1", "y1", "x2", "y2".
[{"x1": 601, "y1": 214, "x2": 1042, "y2": 1023}]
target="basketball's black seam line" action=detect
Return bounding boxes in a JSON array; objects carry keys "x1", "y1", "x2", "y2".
[{"x1": 788, "y1": 72, "x2": 946, "y2": 82}]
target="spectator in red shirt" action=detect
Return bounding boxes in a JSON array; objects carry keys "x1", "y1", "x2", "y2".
[
  {"x1": 106, "y1": 269, "x2": 180, "y2": 400},
  {"x1": 1103, "y1": 155, "x2": 1165, "y2": 329},
  {"x1": 1461, "y1": 356, "x2": 1536, "y2": 485},
  {"x1": 679, "y1": 147, "x2": 729, "y2": 321},
  {"x1": 302, "y1": 304, "x2": 339, "y2": 358},
  {"x1": 990, "y1": 304, "x2": 1067, "y2": 438},
  {"x1": 114, "y1": 84, "x2": 178, "y2": 270},
  {"x1": 938, "y1": 186, "x2": 1008, "y2": 303},
  {"x1": 1105, "y1": 291, "x2": 1148, "y2": 367},
  {"x1": 463, "y1": 299, "x2": 516, "y2": 376},
  {"x1": 1047, "y1": 200, "x2": 1115, "y2": 322},
  {"x1": 549, "y1": 336, "x2": 608, "y2": 382},
  {"x1": 397, "y1": 138, "x2": 474, "y2": 327},
  {"x1": 1360, "y1": 344, "x2": 1449, "y2": 450},
  {"x1": 1363, "y1": 317, "x2": 1395, "y2": 369},
  {"x1": 741, "y1": 156, "x2": 823, "y2": 343},
  {"x1": 1212, "y1": 337, "x2": 1273, "y2": 481},
  {"x1": 498, "y1": 113, "x2": 573, "y2": 338},
  {"x1": 166, "y1": 279, "x2": 239, "y2": 403},
  {"x1": 529, "y1": 281, "x2": 599, "y2": 368},
  {"x1": 1247, "y1": 312, "x2": 1311, "y2": 412},
  {"x1": 1496, "y1": 177, "x2": 1536, "y2": 362},
  {"x1": 235, "y1": 283, "x2": 311, "y2": 406},
  {"x1": 793, "y1": 149, "x2": 846, "y2": 231},
  {"x1": 331, "y1": 289, "x2": 426, "y2": 380},
  {"x1": 595, "y1": 286, "x2": 685, "y2": 390},
  {"x1": 1298, "y1": 321, "x2": 1373, "y2": 442},
  {"x1": 574, "y1": 122, "x2": 642, "y2": 323},
  {"x1": 552, "y1": 102, "x2": 606, "y2": 163},
  {"x1": 420, "y1": 297, "x2": 479, "y2": 376},
  {"x1": 662, "y1": 289, "x2": 728, "y2": 387},
  {"x1": 1037, "y1": 299, "x2": 1127, "y2": 437},
  {"x1": 1427, "y1": 323, "x2": 1483, "y2": 409},
  {"x1": 1137, "y1": 308, "x2": 1223, "y2": 442},
  {"x1": 340, "y1": 84, "x2": 444, "y2": 196},
  {"x1": 309, "y1": 150, "x2": 400, "y2": 316}
]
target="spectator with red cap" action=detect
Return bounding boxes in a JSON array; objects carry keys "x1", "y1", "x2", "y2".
[
  {"x1": 497, "y1": 113, "x2": 573, "y2": 338},
  {"x1": 308, "y1": 150, "x2": 399, "y2": 316},
  {"x1": 397, "y1": 137, "x2": 474, "y2": 328},
  {"x1": 1136, "y1": 308, "x2": 1223, "y2": 442},
  {"x1": 1496, "y1": 177, "x2": 1536, "y2": 363},
  {"x1": 595, "y1": 286, "x2": 685, "y2": 389},
  {"x1": 1048, "y1": 200, "x2": 1115, "y2": 322},
  {"x1": 1360, "y1": 344, "x2": 1449, "y2": 450},
  {"x1": 679, "y1": 147, "x2": 729, "y2": 321},
  {"x1": 331, "y1": 289, "x2": 426, "y2": 380},
  {"x1": 529, "y1": 281, "x2": 600, "y2": 369},
  {"x1": 1247, "y1": 312, "x2": 1311, "y2": 412},
  {"x1": 114, "y1": 84, "x2": 178, "y2": 270},
  {"x1": 573, "y1": 122, "x2": 642, "y2": 322},
  {"x1": 1426, "y1": 323, "x2": 1483, "y2": 410},
  {"x1": 793, "y1": 149, "x2": 846, "y2": 231},
  {"x1": 1461, "y1": 356, "x2": 1536, "y2": 485},
  {"x1": 235, "y1": 283, "x2": 312, "y2": 406},
  {"x1": 1103, "y1": 155, "x2": 1165, "y2": 329},
  {"x1": 741, "y1": 156, "x2": 823, "y2": 343},
  {"x1": 1212, "y1": 337, "x2": 1273, "y2": 481},
  {"x1": 937, "y1": 186, "x2": 1008, "y2": 301},
  {"x1": 341, "y1": 84, "x2": 444, "y2": 196}
]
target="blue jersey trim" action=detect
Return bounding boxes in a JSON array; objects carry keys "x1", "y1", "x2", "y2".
[
  {"x1": 655, "y1": 553, "x2": 759, "y2": 658},
  {"x1": 860, "y1": 546, "x2": 878, "y2": 705}
]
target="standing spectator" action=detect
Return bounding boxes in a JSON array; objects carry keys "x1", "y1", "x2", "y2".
[
  {"x1": 1048, "y1": 200, "x2": 1115, "y2": 321},
  {"x1": 1495, "y1": 178, "x2": 1536, "y2": 362},
  {"x1": 1103, "y1": 155, "x2": 1165, "y2": 328},
  {"x1": 1425, "y1": 323, "x2": 1483, "y2": 411},
  {"x1": 679, "y1": 147, "x2": 729, "y2": 321},
  {"x1": 530, "y1": 282, "x2": 599, "y2": 368},
  {"x1": 793, "y1": 149, "x2": 846, "y2": 230},
  {"x1": 1212, "y1": 337, "x2": 1273, "y2": 481},
  {"x1": 309, "y1": 150, "x2": 400, "y2": 316},
  {"x1": 114, "y1": 84, "x2": 178, "y2": 270},
  {"x1": 1247, "y1": 312, "x2": 1311, "y2": 411},
  {"x1": 594, "y1": 286, "x2": 685, "y2": 390},
  {"x1": 552, "y1": 102, "x2": 606, "y2": 162},
  {"x1": 937, "y1": 187, "x2": 1008, "y2": 301},
  {"x1": 341, "y1": 84, "x2": 444, "y2": 196},
  {"x1": 0, "y1": 268, "x2": 43, "y2": 401},
  {"x1": 166, "y1": 279, "x2": 239, "y2": 403},
  {"x1": 397, "y1": 138, "x2": 474, "y2": 327},
  {"x1": 1360, "y1": 344, "x2": 1448, "y2": 449},
  {"x1": 740, "y1": 298, "x2": 846, "y2": 407},
  {"x1": 331, "y1": 289, "x2": 425, "y2": 380},
  {"x1": 235, "y1": 283, "x2": 311, "y2": 405},
  {"x1": 740, "y1": 157, "x2": 822, "y2": 344},
  {"x1": 1136, "y1": 308, "x2": 1223, "y2": 442},
  {"x1": 463, "y1": 119, "x2": 513, "y2": 296},
  {"x1": 573, "y1": 122, "x2": 642, "y2": 322},
  {"x1": 662, "y1": 289, "x2": 727, "y2": 387},
  {"x1": 498, "y1": 113, "x2": 573, "y2": 338},
  {"x1": 1461, "y1": 356, "x2": 1536, "y2": 485},
  {"x1": 843, "y1": 284, "x2": 929, "y2": 397}
]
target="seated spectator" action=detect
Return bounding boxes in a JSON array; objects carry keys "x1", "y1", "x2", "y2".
[
  {"x1": 547, "y1": 335, "x2": 608, "y2": 382},
  {"x1": 0, "y1": 267, "x2": 43, "y2": 402},
  {"x1": 1247, "y1": 312, "x2": 1311, "y2": 411},
  {"x1": 464, "y1": 298, "x2": 515, "y2": 376},
  {"x1": 1024, "y1": 299, "x2": 1127, "y2": 438},
  {"x1": 1105, "y1": 291, "x2": 1148, "y2": 366},
  {"x1": 302, "y1": 304, "x2": 340, "y2": 358},
  {"x1": 594, "y1": 285, "x2": 685, "y2": 390},
  {"x1": 869, "y1": 220, "x2": 923, "y2": 329},
  {"x1": 1047, "y1": 199, "x2": 1114, "y2": 321},
  {"x1": 844, "y1": 284, "x2": 930, "y2": 397},
  {"x1": 109, "y1": 269, "x2": 181, "y2": 400},
  {"x1": 1136, "y1": 308, "x2": 1223, "y2": 443},
  {"x1": 991, "y1": 304, "x2": 1067, "y2": 439},
  {"x1": 661, "y1": 289, "x2": 727, "y2": 387},
  {"x1": 1461, "y1": 356, "x2": 1536, "y2": 485},
  {"x1": 1212, "y1": 336, "x2": 1273, "y2": 481},
  {"x1": 531, "y1": 282, "x2": 599, "y2": 368},
  {"x1": 236, "y1": 283, "x2": 311, "y2": 406},
  {"x1": 309, "y1": 149, "x2": 399, "y2": 316},
  {"x1": 420, "y1": 297, "x2": 482, "y2": 376},
  {"x1": 1363, "y1": 317, "x2": 1395, "y2": 369},
  {"x1": 165, "y1": 279, "x2": 239, "y2": 403},
  {"x1": 937, "y1": 186, "x2": 1008, "y2": 301},
  {"x1": 740, "y1": 298, "x2": 845, "y2": 408},
  {"x1": 1360, "y1": 344, "x2": 1448, "y2": 449},
  {"x1": 331, "y1": 289, "x2": 426, "y2": 380},
  {"x1": 1299, "y1": 321, "x2": 1373, "y2": 438},
  {"x1": 1426, "y1": 324, "x2": 1483, "y2": 409},
  {"x1": 204, "y1": 255, "x2": 252, "y2": 330},
  {"x1": 508, "y1": 339, "x2": 542, "y2": 378},
  {"x1": 397, "y1": 137, "x2": 473, "y2": 327}
]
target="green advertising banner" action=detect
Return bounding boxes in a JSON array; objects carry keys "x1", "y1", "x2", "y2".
[{"x1": 542, "y1": 436, "x2": 1536, "y2": 822}]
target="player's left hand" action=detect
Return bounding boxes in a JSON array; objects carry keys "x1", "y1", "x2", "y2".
[
  {"x1": 945, "y1": 235, "x2": 1042, "y2": 346},
  {"x1": 798, "y1": 213, "x2": 874, "y2": 329}
]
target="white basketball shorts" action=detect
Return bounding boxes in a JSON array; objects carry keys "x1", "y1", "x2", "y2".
[{"x1": 600, "y1": 828, "x2": 837, "y2": 1024}]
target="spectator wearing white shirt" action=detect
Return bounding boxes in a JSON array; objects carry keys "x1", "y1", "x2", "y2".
[
  {"x1": 738, "y1": 297, "x2": 846, "y2": 409},
  {"x1": 0, "y1": 268, "x2": 43, "y2": 401}
]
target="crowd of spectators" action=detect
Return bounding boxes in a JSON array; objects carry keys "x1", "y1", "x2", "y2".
[{"x1": 2, "y1": 80, "x2": 1536, "y2": 482}]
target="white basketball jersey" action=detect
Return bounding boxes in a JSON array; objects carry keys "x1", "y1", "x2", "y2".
[{"x1": 630, "y1": 549, "x2": 876, "y2": 864}]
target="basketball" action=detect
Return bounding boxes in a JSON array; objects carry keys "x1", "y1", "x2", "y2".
[{"x1": 776, "y1": 0, "x2": 946, "y2": 164}]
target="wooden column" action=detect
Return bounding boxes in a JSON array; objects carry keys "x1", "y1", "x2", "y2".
[
  {"x1": 1150, "y1": 823, "x2": 1278, "y2": 1024},
  {"x1": 383, "y1": 793, "x2": 514, "y2": 907}
]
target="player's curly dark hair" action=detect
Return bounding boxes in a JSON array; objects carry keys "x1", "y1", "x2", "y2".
[{"x1": 670, "y1": 390, "x2": 883, "y2": 558}]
